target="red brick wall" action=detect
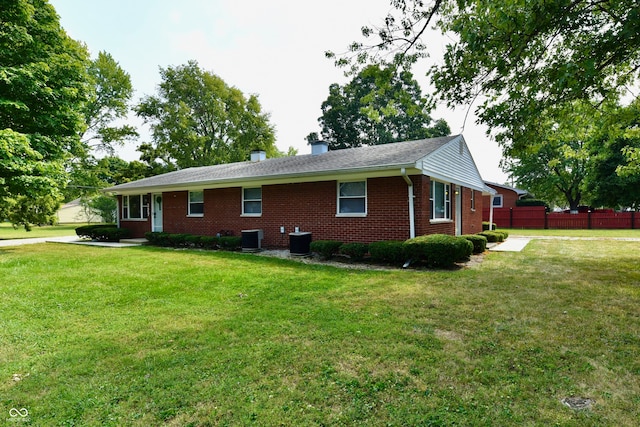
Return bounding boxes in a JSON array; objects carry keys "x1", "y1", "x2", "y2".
[
  {"x1": 461, "y1": 187, "x2": 483, "y2": 235},
  {"x1": 118, "y1": 176, "x2": 484, "y2": 245},
  {"x1": 118, "y1": 195, "x2": 151, "y2": 237}
]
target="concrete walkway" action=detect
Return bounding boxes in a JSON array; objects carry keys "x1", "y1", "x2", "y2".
[
  {"x1": 0, "y1": 236, "x2": 145, "y2": 248},
  {"x1": 489, "y1": 237, "x2": 532, "y2": 252}
]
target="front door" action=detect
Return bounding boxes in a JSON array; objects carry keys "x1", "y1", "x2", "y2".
[
  {"x1": 455, "y1": 187, "x2": 462, "y2": 236},
  {"x1": 152, "y1": 193, "x2": 163, "y2": 232}
]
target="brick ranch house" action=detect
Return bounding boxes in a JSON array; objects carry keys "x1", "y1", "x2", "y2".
[
  {"x1": 482, "y1": 181, "x2": 530, "y2": 223},
  {"x1": 105, "y1": 135, "x2": 494, "y2": 248}
]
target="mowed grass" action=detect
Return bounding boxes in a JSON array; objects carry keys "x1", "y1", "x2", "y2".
[
  {"x1": 503, "y1": 228, "x2": 640, "y2": 238},
  {"x1": 0, "y1": 222, "x2": 81, "y2": 240},
  {"x1": 1, "y1": 240, "x2": 639, "y2": 426}
]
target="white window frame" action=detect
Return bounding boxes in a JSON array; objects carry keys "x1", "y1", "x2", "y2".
[
  {"x1": 188, "y1": 190, "x2": 204, "y2": 217},
  {"x1": 242, "y1": 187, "x2": 262, "y2": 217},
  {"x1": 337, "y1": 180, "x2": 367, "y2": 217},
  {"x1": 430, "y1": 180, "x2": 451, "y2": 222},
  {"x1": 492, "y1": 194, "x2": 503, "y2": 208},
  {"x1": 122, "y1": 194, "x2": 149, "y2": 220}
]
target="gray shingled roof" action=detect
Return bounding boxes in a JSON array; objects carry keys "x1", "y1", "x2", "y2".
[{"x1": 106, "y1": 135, "x2": 459, "y2": 193}]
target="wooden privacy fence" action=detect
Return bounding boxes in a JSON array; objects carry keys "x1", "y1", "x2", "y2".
[{"x1": 483, "y1": 206, "x2": 640, "y2": 229}]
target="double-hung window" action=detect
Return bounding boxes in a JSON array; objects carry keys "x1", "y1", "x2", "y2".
[
  {"x1": 188, "y1": 191, "x2": 204, "y2": 216},
  {"x1": 122, "y1": 194, "x2": 149, "y2": 220},
  {"x1": 430, "y1": 180, "x2": 451, "y2": 220},
  {"x1": 337, "y1": 181, "x2": 366, "y2": 216},
  {"x1": 242, "y1": 187, "x2": 262, "y2": 216},
  {"x1": 470, "y1": 189, "x2": 476, "y2": 211}
]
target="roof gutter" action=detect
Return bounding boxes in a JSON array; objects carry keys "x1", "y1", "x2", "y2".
[{"x1": 400, "y1": 168, "x2": 416, "y2": 239}]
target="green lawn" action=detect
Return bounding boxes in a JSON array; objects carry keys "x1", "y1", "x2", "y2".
[
  {"x1": 1, "y1": 241, "x2": 639, "y2": 426},
  {"x1": 502, "y1": 228, "x2": 640, "y2": 238},
  {"x1": 0, "y1": 222, "x2": 82, "y2": 240}
]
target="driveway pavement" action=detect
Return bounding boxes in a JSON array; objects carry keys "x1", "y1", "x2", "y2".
[{"x1": 0, "y1": 235, "x2": 79, "y2": 247}]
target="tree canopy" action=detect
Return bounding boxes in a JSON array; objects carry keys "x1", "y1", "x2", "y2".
[
  {"x1": 329, "y1": 0, "x2": 640, "y2": 149},
  {"x1": 317, "y1": 64, "x2": 449, "y2": 150},
  {"x1": 0, "y1": 0, "x2": 89, "y2": 228},
  {"x1": 82, "y1": 51, "x2": 137, "y2": 154},
  {"x1": 136, "y1": 61, "x2": 277, "y2": 169}
]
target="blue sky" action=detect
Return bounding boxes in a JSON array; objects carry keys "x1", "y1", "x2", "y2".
[{"x1": 51, "y1": 0, "x2": 507, "y2": 183}]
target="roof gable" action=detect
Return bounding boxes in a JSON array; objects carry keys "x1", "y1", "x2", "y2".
[
  {"x1": 105, "y1": 135, "x2": 490, "y2": 194},
  {"x1": 420, "y1": 135, "x2": 487, "y2": 192}
]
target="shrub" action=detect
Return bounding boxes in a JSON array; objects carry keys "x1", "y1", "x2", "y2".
[
  {"x1": 145, "y1": 232, "x2": 171, "y2": 247},
  {"x1": 403, "y1": 234, "x2": 473, "y2": 268},
  {"x1": 91, "y1": 227, "x2": 131, "y2": 242},
  {"x1": 482, "y1": 221, "x2": 497, "y2": 231},
  {"x1": 339, "y1": 242, "x2": 369, "y2": 261},
  {"x1": 310, "y1": 240, "x2": 343, "y2": 260},
  {"x1": 478, "y1": 231, "x2": 504, "y2": 243},
  {"x1": 75, "y1": 224, "x2": 116, "y2": 239},
  {"x1": 368, "y1": 241, "x2": 406, "y2": 265},
  {"x1": 495, "y1": 230, "x2": 509, "y2": 239},
  {"x1": 515, "y1": 199, "x2": 549, "y2": 208},
  {"x1": 185, "y1": 234, "x2": 203, "y2": 248},
  {"x1": 199, "y1": 236, "x2": 219, "y2": 250},
  {"x1": 219, "y1": 236, "x2": 241, "y2": 251},
  {"x1": 167, "y1": 233, "x2": 192, "y2": 248},
  {"x1": 462, "y1": 234, "x2": 488, "y2": 254}
]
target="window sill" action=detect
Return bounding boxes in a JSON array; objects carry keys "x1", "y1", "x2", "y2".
[
  {"x1": 336, "y1": 213, "x2": 367, "y2": 218},
  {"x1": 122, "y1": 218, "x2": 148, "y2": 222},
  {"x1": 187, "y1": 214, "x2": 204, "y2": 218},
  {"x1": 430, "y1": 219, "x2": 453, "y2": 224},
  {"x1": 241, "y1": 214, "x2": 262, "y2": 217}
]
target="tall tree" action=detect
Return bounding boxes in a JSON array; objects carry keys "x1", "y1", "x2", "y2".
[
  {"x1": 82, "y1": 51, "x2": 137, "y2": 154},
  {"x1": 318, "y1": 64, "x2": 449, "y2": 150},
  {"x1": 506, "y1": 101, "x2": 598, "y2": 210},
  {"x1": 0, "y1": 0, "x2": 89, "y2": 228},
  {"x1": 135, "y1": 61, "x2": 277, "y2": 169},
  {"x1": 586, "y1": 100, "x2": 640, "y2": 209},
  {"x1": 329, "y1": 0, "x2": 640, "y2": 151}
]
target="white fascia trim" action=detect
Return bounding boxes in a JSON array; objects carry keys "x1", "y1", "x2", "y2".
[{"x1": 105, "y1": 164, "x2": 422, "y2": 196}]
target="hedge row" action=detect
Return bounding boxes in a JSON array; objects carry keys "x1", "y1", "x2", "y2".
[
  {"x1": 309, "y1": 233, "x2": 490, "y2": 268},
  {"x1": 144, "y1": 232, "x2": 242, "y2": 251},
  {"x1": 75, "y1": 224, "x2": 131, "y2": 242}
]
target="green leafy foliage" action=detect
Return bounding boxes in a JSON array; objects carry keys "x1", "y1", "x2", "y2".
[
  {"x1": 461, "y1": 234, "x2": 487, "y2": 254},
  {"x1": 310, "y1": 240, "x2": 343, "y2": 260},
  {"x1": 319, "y1": 64, "x2": 449, "y2": 149},
  {"x1": 75, "y1": 224, "x2": 126, "y2": 242},
  {"x1": 403, "y1": 234, "x2": 473, "y2": 267},
  {"x1": 478, "y1": 231, "x2": 504, "y2": 243},
  {"x1": 136, "y1": 61, "x2": 277, "y2": 169},
  {"x1": 339, "y1": 242, "x2": 369, "y2": 261},
  {"x1": 515, "y1": 199, "x2": 549, "y2": 208},
  {"x1": 482, "y1": 221, "x2": 497, "y2": 231},
  {"x1": 0, "y1": 1, "x2": 90, "y2": 229},
  {"x1": 82, "y1": 51, "x2": 137, "y2": 154},
  {"x1": 368, "y1": 240, "x2": 406, "y2": 265}
]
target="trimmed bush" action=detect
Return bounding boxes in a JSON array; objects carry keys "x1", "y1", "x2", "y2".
[
  {"x1": 75, "y1": 224, "x2": 116, "y2": 239},
  {"x1": 515, "y1": 199, "x2": 548, "y2": 208},
  {"x1": 462, "y1": 234, "x2": 488, "y2": 254},
  {"x1": 219, "y1": 236, "x2": 241, "y2": 251},
  {"x1": 495, "y1": 230, "x2": 509, "y2": 239},
  {"x1": 482, "y1": 221, "x2": 497, "y2": 231},
  {"x1": 185, "y1": 235, "x2": 203, "y2": 248},
  {"x1": 368, "y1": 240, "x2": 406, "y2": 265},
  {"x1": 403, "y1": 234, "x2": 473, "y2": 268},
  {"x1": 91, "y1": 227, "x2": 131, "y2": 242},
  {"x1": 199, "y1": 236, "x2": 219, "y2": 250},
  {"x1": 339, "y1": 242, "x2": 369, "y2": 261},
  {"x1": 145, "y1": 231, "x2": 171, "y2": 247},
  {"x1": 168, "y1": 233, "x2": 192, "y2": 248},
  {"x1": 478, "y1": 231, "x2": 504, "y2": 243},
  {"x1": 310, "y1": 240, "x2": 343, "y2": 260}
]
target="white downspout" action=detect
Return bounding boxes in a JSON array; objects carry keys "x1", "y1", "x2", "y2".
[
  {"x1": 401, "y1": 168, "x2": 416, "y2": 239},
  {"x1": 489, "y1": 194, "x2": 494, "y2": 230}
]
